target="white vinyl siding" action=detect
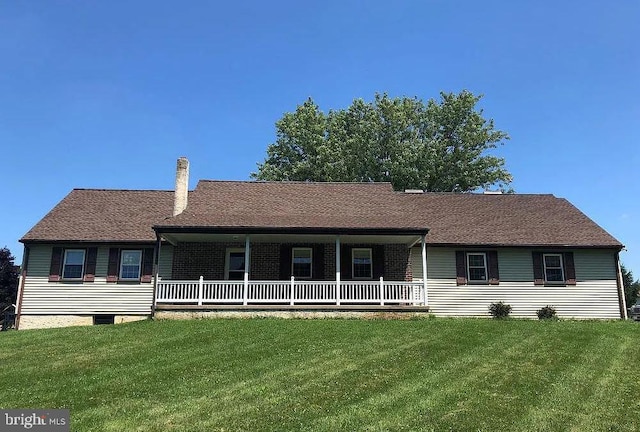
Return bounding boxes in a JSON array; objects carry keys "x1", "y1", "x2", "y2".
[
  {"x1": 20, "y1": 245, "x2": 153, "y2": 315},
  {"x1": 411, "y1": 247, "x2": 620, "y2": 319}
]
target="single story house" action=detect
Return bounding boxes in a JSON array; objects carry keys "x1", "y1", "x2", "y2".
[{"x1": 16, "y1": 158, "x2": 627, "y2": 329}]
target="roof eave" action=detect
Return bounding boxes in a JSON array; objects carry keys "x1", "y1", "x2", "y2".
[
  {"x1": 426, "y1": 242, "x2": 624, "y2": 250},
  {"x1": 153, "y1": 225, "x2": 429, "y2": 236},
  {"x1": 20, "y1": 239, "x2": 157, "y2": 244}
]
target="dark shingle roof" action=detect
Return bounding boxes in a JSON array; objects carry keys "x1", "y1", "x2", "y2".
[
  {"x1": 155, "y1": 181, "x2": 427, "y2": 232},
  {"x1": 21, "y1": 189, "x2": 174, "y2": 242},
  {"x1": 403, "y1": 193, "x2": 622, "y2": 248},
  {"x1": 21, "y1": 181, "x2": 623, "y2": 248}
]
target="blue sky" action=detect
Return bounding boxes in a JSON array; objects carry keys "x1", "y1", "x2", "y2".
[{"x1": 1, "y1": 1, "x2": 639, "y2": 274}]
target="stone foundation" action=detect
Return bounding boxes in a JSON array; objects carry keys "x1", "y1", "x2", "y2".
[
  {"x1": 155, "y1": 310, "x2": 430, "y2": 320},
  {"x1": 18, "y1": 315, "x2": 148, "y2": 330}
]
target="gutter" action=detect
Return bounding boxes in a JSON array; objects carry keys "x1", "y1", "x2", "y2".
[{"x1": 153, "y1": 226, "x2": 430, "y2": 236}]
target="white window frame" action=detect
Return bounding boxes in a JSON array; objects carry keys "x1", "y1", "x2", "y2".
[
  {"x1": 352, "y1": 248, "x2": 373, "y2": 280},
  {"x1": 62, "y1": 249, "x2": 85, "y2": 280},
  {"x1": 225, "y1": 248, "x2": 246, "y2": 280},
  {"x1": 543, "y1": 253, "x2": 565, "y2": 283},
  {"x1": 466, "y1": 252, "x2": 488, "y2": 283},
  {"x1": 291, "y1": 247, "x2": 313, "y2": 279},
  {"x1": 119, "y1": 250, "x2": 142, "y2": 280}
]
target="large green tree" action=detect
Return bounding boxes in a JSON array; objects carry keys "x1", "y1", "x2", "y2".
[
  {"x1": 252, "y1": 91, "x2": 511, "y2": 192},
  {"x1": 0, "y1": 247, "x2": 19, "y2": 312},
  {"x1": 621, "y1": 264, "x2": 640, "y2": 308}
]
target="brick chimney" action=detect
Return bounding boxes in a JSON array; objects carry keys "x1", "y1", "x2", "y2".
[{"x1": 173, "y1": 157, "x2": 189, "y2": 216}]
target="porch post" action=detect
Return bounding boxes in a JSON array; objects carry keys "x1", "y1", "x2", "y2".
[
  {"x1": 335, "y1": 236, "x2": 341, "y2": 306},
  {"x1": 151, "y1": 233, "x2": 162, "y2": 317},
  {"x1": 421, "y1": 235, "x2": 428, "y2": 307},
  {"x1": 243, "y1": 235, "x2": 250, "y2": 306}
]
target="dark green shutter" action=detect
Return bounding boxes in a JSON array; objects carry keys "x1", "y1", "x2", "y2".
[
  {"x1": 487, "y1": 251, "x2": 499, "y2": 285},
  {"x1": 107, "y1": 248, "x2": 120, "y2": 282},
  {"x1": 280, "y1": 245, "x2": 292, "y2": 280},
  {"x1": 564, "y1": 252, "x2": 576, "y2": 285},
  {"x1": 141, "y1": 248, "x2": 154, "y2": 283},
  {"x1": 312, "y1": 244, "x2": 324, "y2": 280},
  {"x1": 83, "y1": 247, "x2": 98, "y2": 282},
  {"x1": 372, "y1": 245, "x2": 384, "y2": 279},
  {"x1": 340, "y1": 245, "x2": 352, "y2": 280},
  {"x1": 48, "y1": 247, "x2": 63, "y2": 282},
  {"x1": 532, "y1": 252, "x2": 544, "y2": 285},
  {"x1": 455, "y1": 251, "x2": 467, "y2": 285}
]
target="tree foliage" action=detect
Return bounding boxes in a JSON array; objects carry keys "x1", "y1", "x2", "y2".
[
  {"x1": 252, "y1": 91, "x2": 511, "y2": 192},
  {"x1": 0, "y1": 247, "x2": 19, "y2": 312},
  {"x1": 621, "y1": 264, "x2": 640, "y2": 308}
]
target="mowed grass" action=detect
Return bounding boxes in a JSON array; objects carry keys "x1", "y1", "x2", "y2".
[{"x1": 1, "y1": 318, "x2": 639, "y2": 431}]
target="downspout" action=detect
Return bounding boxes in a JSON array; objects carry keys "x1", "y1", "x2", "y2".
[
  {"x1": 150, "y1": 233, "x2": 162, "y2": 319},
  {"x1": 615, "y1": 250, "x2": 628, "y2": 320},
  {"x1": 14, "y1": 245, "x2": 30, "y2": 330},
  {"x1": 421, "y1": 234, "x2": 428, "y2": 308}
]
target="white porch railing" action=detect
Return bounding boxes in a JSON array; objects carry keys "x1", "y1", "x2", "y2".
[{"x1": 155, "y1": 277, "x2": 425, "y2": 306}]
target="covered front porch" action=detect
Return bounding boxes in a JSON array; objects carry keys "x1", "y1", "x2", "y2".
[{"x1": 152, "y1": 231, "x2": 429, "y2": 310}]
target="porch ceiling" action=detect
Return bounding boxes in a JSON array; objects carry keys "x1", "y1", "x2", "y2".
[{"x1": 160, "y1": 232, "x2": 423, "y2": 246}]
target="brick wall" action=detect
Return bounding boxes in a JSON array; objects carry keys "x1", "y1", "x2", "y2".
[
  {"x1": 171, "y1": 241, "x2": 411, "y2": 281},
  {"x1": 384, "y1": 244, "x2": 412, "y2": 281}
]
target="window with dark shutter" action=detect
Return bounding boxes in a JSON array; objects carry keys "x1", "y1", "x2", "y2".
[{"x1": 533, "y1": 251, "x2": 577, "y2": 286}]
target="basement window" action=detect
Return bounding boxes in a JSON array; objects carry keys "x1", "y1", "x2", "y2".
[{"x1": 93, "y1": 315, "x2": 115, "y2": 325}]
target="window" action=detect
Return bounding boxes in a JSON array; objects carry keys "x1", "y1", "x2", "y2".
[
  {"x1": 543, "y1": 254, "x2": 564, "y2": 282},
  {"x1": 119, "y1": 250, "x2": 142, "y2": 280},
  {"x1": 292, "y1": 248, "x2": 312, "y2": 279},
  {"x1": 62, "y1": 249, "x2": 85, "y2": 279},
  {"x1": 226, "y1": 248, "x2": 245, "y2": 280},
  {"x1": 467, "y1": 252, "x2": 488, "y2": 282},
  {"x1": 352, "y1": 248, "x2": 373, "y2": 279}
]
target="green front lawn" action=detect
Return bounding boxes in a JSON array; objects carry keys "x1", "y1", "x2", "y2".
[{"x1": 1, "y1": 318, "x2": 638, "y2": 431}]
